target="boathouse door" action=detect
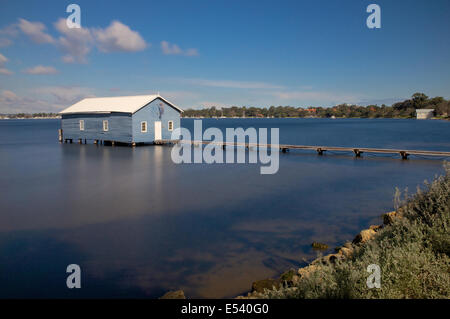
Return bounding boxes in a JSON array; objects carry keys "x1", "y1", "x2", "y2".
[{"x1": 154, "y1": 121, "x2": 162, "y2": 140}]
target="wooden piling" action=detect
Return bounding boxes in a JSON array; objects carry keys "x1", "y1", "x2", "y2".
[
  {"x1": 400, "y1": 151, "x2": 409, "y2": 160},
  {"x1": 353, "y1": 149, "x2": 362, "y2": 157}
]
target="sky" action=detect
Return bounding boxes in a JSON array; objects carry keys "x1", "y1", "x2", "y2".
[{"x1": 0, "y1": 0, "x2": 449, "y2": 112}]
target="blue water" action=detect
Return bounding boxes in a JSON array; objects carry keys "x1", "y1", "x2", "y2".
[{"x1": 0, "y1": 118, "x2": 449, "y2": 298}]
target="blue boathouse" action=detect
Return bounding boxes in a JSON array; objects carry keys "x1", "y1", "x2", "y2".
[{"x1": 59, "y1": 94, "x2": 183, "y2": 145}]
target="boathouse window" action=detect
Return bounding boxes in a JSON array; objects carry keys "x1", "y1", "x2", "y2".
[
  {"x1": 103, "y1": 120, "x2": 109, "y2": 132},
  {"x1": 168, "y1": 120, "x2": 173, "y2": 131},
  {"x1": 141, "y1": 121, "x2": 147, "y2": 133},
  {"x1": 79, "y1": 120, "x2": 85, "y2": 131}
]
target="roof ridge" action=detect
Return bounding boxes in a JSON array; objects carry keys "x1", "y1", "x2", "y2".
[{"x1": 59, "y1": 94, "x2": 183, "y2": 114}]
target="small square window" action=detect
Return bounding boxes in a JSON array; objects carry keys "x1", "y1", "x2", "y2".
[
  {"x1": 168, "y1": 120, "x2": 173, "y2": 131},
  {"x1": 141, "y1": 121, "x2": 147, "y2": 133},
  {"x1": 79, "y1": 120, "x2": 85, "y2": 131},
  {"x1": 103, "y1": 120, "x2": 109, "y2": 132}
]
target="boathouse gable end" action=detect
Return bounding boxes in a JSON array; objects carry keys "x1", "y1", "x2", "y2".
[{"x1": 132, "y1": 98, "x2": 181, "y2": 143}]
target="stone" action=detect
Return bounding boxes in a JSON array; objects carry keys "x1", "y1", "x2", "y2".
[
  {"x1": 291, "y1": 275, "x2": 300, "y2": 284},
  {"x1": 322, "y1": 253, "x2": 343, "y2": 264},
  {"x1": 339, "y1": 246, "x2": 353, "y2": 258},
  {"x1": 297, "y1": 264, "x2": 319, "y2": 278},
  {"x1": 251, "y1": 278, "x2": 280, "y2": 293},
  {"x1": 160, "y1": 290, "x2": 186, "y2": 299},
  {"x1": 343, "y1": 242, "x2": 353, "y2": 249},
  {"x1": 383, "y1": 211, "x2": 398, "y2": 225},
  {"x1": 353, "y1": 229, "x2": 377, "y2": 244},
  {"x1": 280, "y1": 269, "x2": 296, "y2": 284},
  {"x1": 369, "y1": 224, "x2": 382, "y2": 231},
  {"x1": 311, "y1": 242, "x2": 329, "y2": 250}
]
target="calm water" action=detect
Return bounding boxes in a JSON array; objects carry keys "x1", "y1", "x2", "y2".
[{"x1": 0, "y1": 118, "x2": 449, "y2": 298}]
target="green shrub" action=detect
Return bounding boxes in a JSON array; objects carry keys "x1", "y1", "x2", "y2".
[{"x1": 259, "y1": 162, "x2": 450, "y2": 299}]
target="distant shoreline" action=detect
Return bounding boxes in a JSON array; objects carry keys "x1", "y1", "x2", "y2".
[
  {"x1": 1, "y1": 116, "x2": 448, "y2": 121},
  {"x1": 0, "y1": 117, "x2": 61, "y2": 120}
]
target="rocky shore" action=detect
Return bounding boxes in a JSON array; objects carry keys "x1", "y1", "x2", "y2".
[
  {"x1": 237, "y1": 211, "x2": 399, "y2": 298},
  {"x1": 160, "y1": 210, "x2": 400, "y2": 299},
  {"x1": 161, "y1": 163, "x2": 449, "y2": 299}
]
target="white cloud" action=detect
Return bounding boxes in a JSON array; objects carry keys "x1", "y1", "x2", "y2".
[
  {"x1": 0, "y1": 25, "x2": 18, "y2": 36},
  {"x1": 161, "y1": 41, "x2": 198, "y2": 56},
  {"x1": 0, "y1": 68, "x2": 13, "y2": 75},
  {"x1": 0, "y1": 86, "x2": 96, "y2": 113},
  {"x1": 0, "y1": 38, "x2": 12, "y2": 48},
  {"x1": 34, "y1": 86, "x2": 94, "y2": 105},
  {"x1": 0, "y1": 89, "x2": 55, "y2": 112},
  {"x1": 199, "y1": 101, "x2": 228, "y2": 109},
  {"x1": 0, "y1": 53, "x2": 8, "y2": 65},
  {"x1": 22, "y1": 65, "x2": 58, "y2": 75},
  {"x1": 161, "y1": 41, "x2": 181, "y2": 55},
  {"x1": 0, "y1": 52, "x2": 12, "y2": 75},
  {"x1": 53, "y1": 19, "x2": 147, "y2": 63},
  {"x1": 184, "y1": 48, "x2": 199, "y2": 56},
  {"x1": 271, "y1": 90, "x2": 362, "y2": 105},
  {"x1": 17, "y1": 18, "x2": 54, "y2": 44},
  {"x1": 0, "y1": 90, "x2": 19, "y2": 101},
  {"x1": 93, "y1": 21, "x2": 147, "y2": 52},
  {"x1": 183, "y1": 78, "x2": 283, "y2": 89},
  {"x1": 54, "y1": 18, "x2": 93, "y2": 64}
]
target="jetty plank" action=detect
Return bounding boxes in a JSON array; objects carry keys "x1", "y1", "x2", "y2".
[{"x1": 159, "y1": 139, "x2": 450, "y2": 159}]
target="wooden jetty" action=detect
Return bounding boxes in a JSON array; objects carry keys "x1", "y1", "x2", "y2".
[
  {"x1": 160, "y1": 139, "x2": 450, "y2": 160},
  {"x1": 59, "y1": 134, "x2": 450, "y2": 160}
]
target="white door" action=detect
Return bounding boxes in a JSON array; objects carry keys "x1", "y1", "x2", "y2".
[{"x1": 154, "y1": 121, "x2": 162, "y2": 140}]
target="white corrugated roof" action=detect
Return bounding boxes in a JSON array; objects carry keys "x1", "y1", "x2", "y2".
[{"x1": 59, "y1": 94, "x2": 183, "y2": 114}]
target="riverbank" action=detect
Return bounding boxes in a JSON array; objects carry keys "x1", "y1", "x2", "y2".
[
  {"x1": 162, "y1": 162, "x2": 449, "y2": 299},
  {"x1": 240, "y1": 162, "x2": 450, "y2": 299}
]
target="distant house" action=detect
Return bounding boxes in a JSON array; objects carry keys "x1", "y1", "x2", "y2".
[
  {"x1": 416, "y1": 109, "x2": 434, "y2": 120},
  {"x1": 59, "y1": 94, "x2": 183, "y2": 145}
]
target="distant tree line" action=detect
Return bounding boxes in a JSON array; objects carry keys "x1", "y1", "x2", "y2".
[
  {"x1": 0, "y1": 112, "x2": 60, "y2": 119},
  {"x1": 182, "y1": 93, "x2": 450, "y2": 119}
]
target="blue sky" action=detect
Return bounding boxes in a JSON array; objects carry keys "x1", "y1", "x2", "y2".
[{"x1": 0, "y1": 0, "x2": 449, "y2": 112}]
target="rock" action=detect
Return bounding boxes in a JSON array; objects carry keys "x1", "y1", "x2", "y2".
[
  {"x1": 383, "y1": 211, "x2": 398, "y2": 225},
  {"x1": 322, "y1": 253, "x2": 343, "y2": 264},
  {"x1": 369, "y1": 224, "x2": 382, "y2": 231},
  {"x1": 343, "y1": 242, "x2": 353, "y2": 249},
  {"x1": 291, "y1": 275, "x2": 300, "y2": 284},
  {"x1": 298, "y1": 264, "x2": 319, "y2": 278},
  {"x1": 338, "y1": 246, "x2": 353, "y2": 258},
  {"x1": 280, "y1": 269, "x2": 296, "y2": 284},
  {"x1": 251, "y1": 278, "x2": 280, "y2": 293},
  {"x1": 352, "y1": 229, "x2": 377, "y2": 244},
  {"x1": 311, "y1": 242, "x2": 329, "y2": 250},
  {"x1": 160, "y1": 290, "x2": 186, "y2": 299}
]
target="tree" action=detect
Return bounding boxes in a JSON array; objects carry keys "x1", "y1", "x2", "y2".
[{"x1": 411, "y1": 92, "x2": 429, "y2": 108}]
